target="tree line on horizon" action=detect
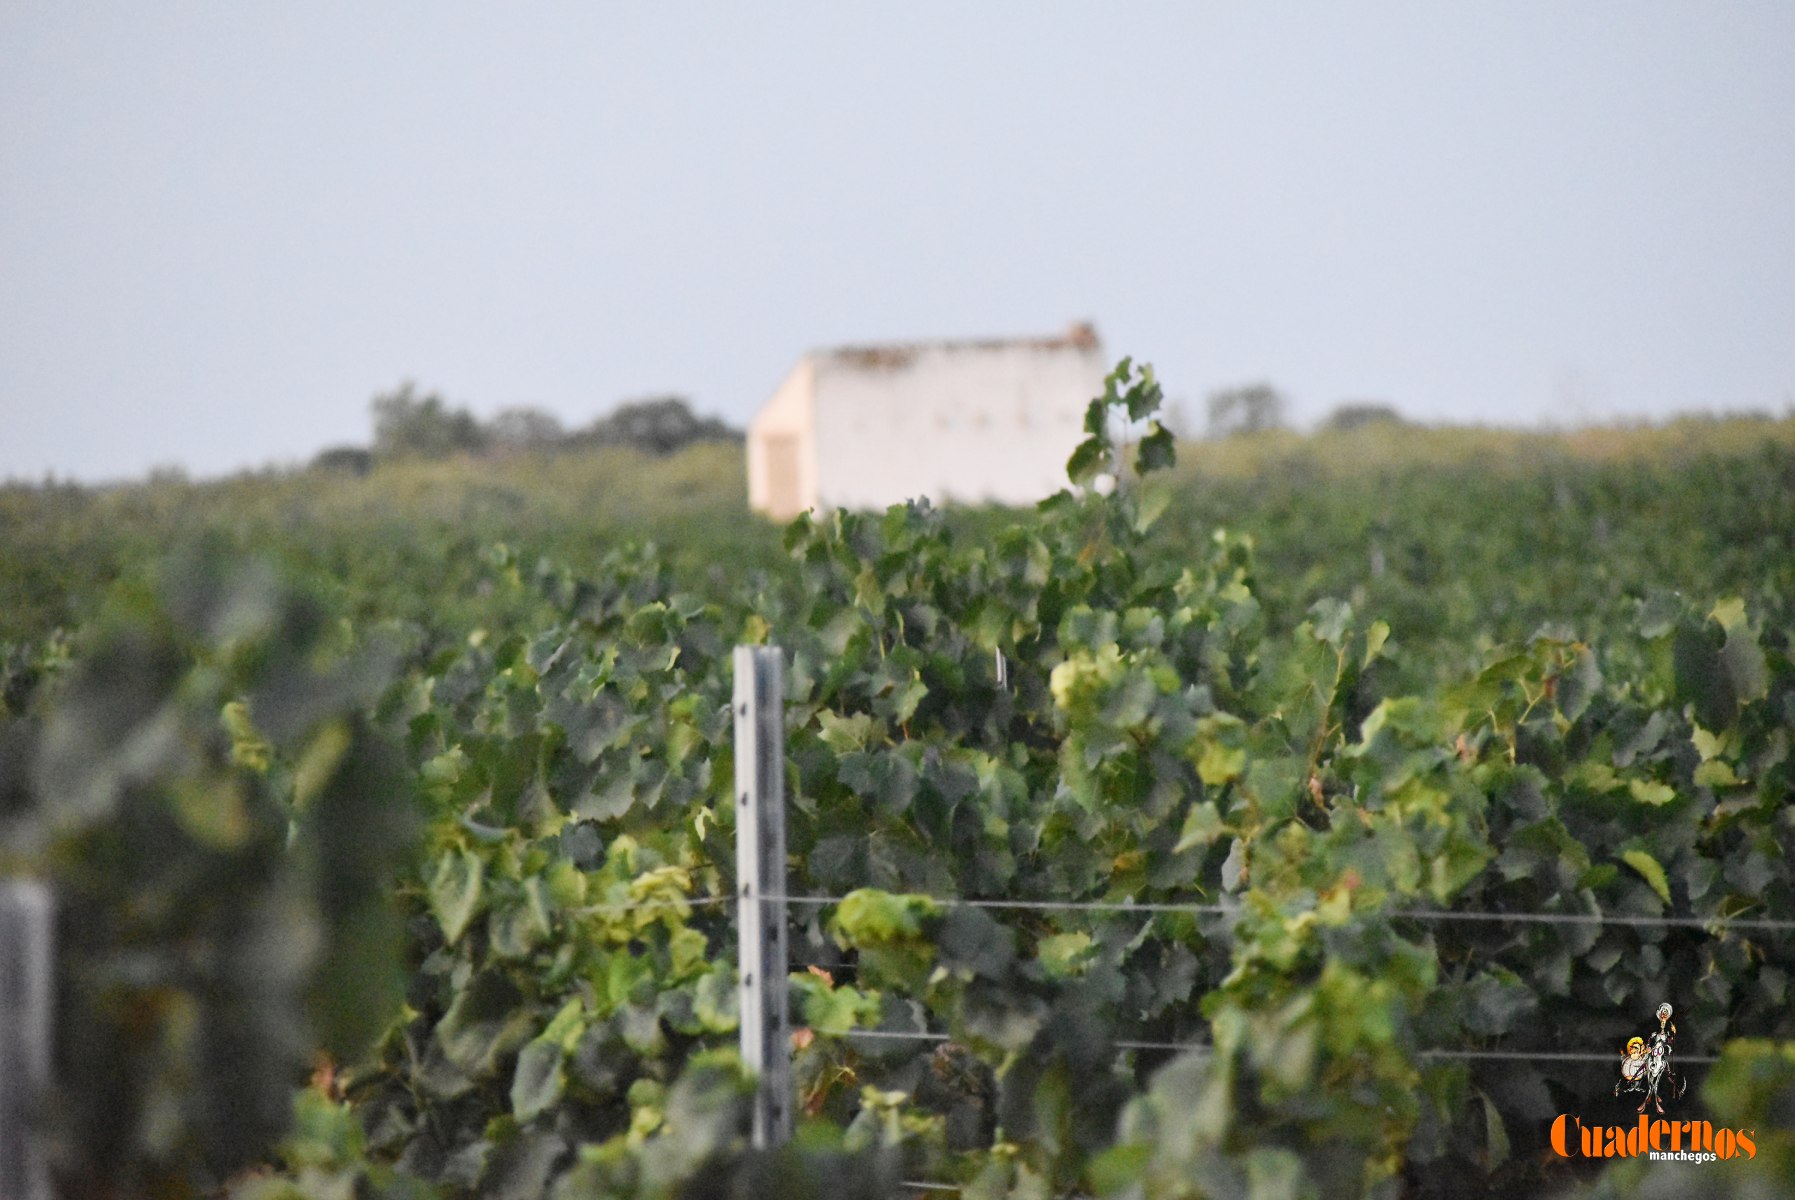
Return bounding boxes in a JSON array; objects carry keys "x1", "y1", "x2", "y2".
[
  {"x1": 310, "y1": 383, "x2": 742, "y2": 472},
  {"x1": 1197, "y1": 382, "x2": 1405, "y2": 438},
  {"x1": 307, "y1": 378, "x2": 1412, "y2": 475}
]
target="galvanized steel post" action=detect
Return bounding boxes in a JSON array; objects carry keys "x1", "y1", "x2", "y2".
[
  {"x1": 732, "y1": 645, "x2": 791, "y2": 1148},
  {"x1": 1, "y1": 880, "x2": 54, "y2": 1200}
]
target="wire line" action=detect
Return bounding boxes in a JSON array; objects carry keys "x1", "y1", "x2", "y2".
[
  {"x1": 764, "y1": 893, "x2": 1795, "y2": 932},
  {"x1": 1395, "y1": 908, "x2": 1795, "y2": 933},
  {"x1": 577, "y1": 894, "x2": 734, "y2": 915},
  {"x1": 1418, "y1": 1048, "x2": 1721, "y2": 1065},
  {"x1": 772, "y1": 894, "x2": 1234, "y2": 916},
  {"x1": 834, "y1": 1028, "x2": 1721, "y2": 1065}
]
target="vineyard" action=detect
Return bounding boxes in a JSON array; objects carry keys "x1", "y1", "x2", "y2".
[{"x1": 3, "y1": 368, "x2": 1795, "y2": 1199}]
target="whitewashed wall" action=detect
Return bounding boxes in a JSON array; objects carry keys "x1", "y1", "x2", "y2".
[
  {"x1": 808, "y1": 342, "x2": 1103, "y2": 512},
  {"x1": 746, "y1": 360, "x2": 817, "y2": 519}
]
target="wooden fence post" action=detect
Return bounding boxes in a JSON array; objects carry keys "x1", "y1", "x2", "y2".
[
  {"x1": 733, "y1": 645, "x2": 792, "y2": 1149},
  {"x1": 1, "y1": 880, "x2": 54, "y2": 1200}
]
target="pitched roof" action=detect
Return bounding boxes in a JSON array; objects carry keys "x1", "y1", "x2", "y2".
[{"x1": 816, "y1": 321, "x2": 1100, "y2": 371}]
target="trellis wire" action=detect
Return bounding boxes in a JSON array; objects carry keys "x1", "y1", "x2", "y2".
[
  {"x1": 769, "y1": 891, "x2": 1795, "y2": 933},
  {"x1": 638, "y1": 891, "x2": 1795, "y2": 935},
  {"x1": 640, "y1": 889, "x2": 1795, "y2": 934},
  {"x1": 580, "y1": 894, "x2": 733, "y2": 915},
  {"x1": 836, "y1": 1028, "x2": 1720, "y2": 1065}
]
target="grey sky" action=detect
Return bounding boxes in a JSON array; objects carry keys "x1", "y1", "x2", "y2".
[{"x1": 4, "y1": 3, "x2": 1793, "y2": 482}]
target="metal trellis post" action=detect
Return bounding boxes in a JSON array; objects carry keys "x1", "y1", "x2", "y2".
[
  {"x1": 1, "y1": 880, "x2": 53, "y2": 1200},
  {"x1": 733, "y1": 645, "x2": 792, "y2": 1148}
]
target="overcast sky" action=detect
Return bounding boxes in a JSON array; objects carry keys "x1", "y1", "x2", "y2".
[{"x1": 4, "y1": 3, "x2": 1793, "y2": 481}]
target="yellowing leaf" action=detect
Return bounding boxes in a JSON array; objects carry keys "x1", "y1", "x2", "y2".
[
  {"x1": 670, "y1": 927, "x2": 709, "y2": 980},
  {"x1": 1694, "y1": 759, "x2": 1741, "y2": 789},
  {"x1": 1567, "y1": 761, "x2": 1620, "y2": 793},
  {"x1": 538, "y1": 999, "x2": 587, "y2": 1052},
  {"x1": 1037, "y1": 932, "x2": 1095, "y2": 979},
  {"x1": 1174, "y1": 801, "x2": 1226, "y2": 852},
  {"x1": 1710, "y1": 597, "x2": 1748, "y2": 632},
  {"x1": 1691, "y1": 726, "x2": 1729, "y2": 762},
  {"x1": 293, "y1": 720, "x2": 352, "y2": 807},
  {"x1": 1362, "y1": 620, "x2": 1391, "y2": 669},
  {"x1": 830, "y1": 888, "x2": 939, "y2": 946},
  {"x1": 1628, "y1": 779, "x2": 1677, "y2": 807},
  {"x1": 545, "y1": 858, "x2": 587, "y2": 908},
  {"x1": 817, "y1": 711, "x2": 879, "y2": 753},
  {"x1": 1193, "y1": 713, "x2": 1248, "y2": 786},
  {"x1": 171, "y1": 776, "x2": 252, "y2": 850},
  {"x1": 222, "y1": 700, "x2": 272, "y2": 773},
  {"x1": 1621, "y1": 850, "x2": 1672, "y2": 906}
]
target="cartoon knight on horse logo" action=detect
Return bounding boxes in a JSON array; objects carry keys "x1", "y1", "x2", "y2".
[{"x1": 1614, "y1": 1001, "x2": 1688, "y2": 1113}]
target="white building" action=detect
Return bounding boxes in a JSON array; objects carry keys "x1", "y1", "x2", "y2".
[{"x1": 748, "y1": 322, "x2": 1106, "y2": 520}]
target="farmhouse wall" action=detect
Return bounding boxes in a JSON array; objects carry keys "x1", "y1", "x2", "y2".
[
  {"x1": 811, "y1": 341, "x2": 1100, "y2": 512},
  {"x1": 747, "y1": 360, "x2": 818, "y2": 519}
]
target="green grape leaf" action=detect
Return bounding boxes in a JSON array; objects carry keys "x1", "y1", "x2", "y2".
[
  {"x1": 510, "y1": 1041, "x2": 566, "y2": 1123},
  {"x1": 435, "y1": 970, "x2": 537, "y2": 1078},
  {"x1": 1136, "y1": 422, "x2": 1175, "y2": 474},
  {"x1": 1066, "y1": 437, "x2": 1108, "y2": 486},
  {"x1": 430, "y1": 846, "x2": 485, "y2": 945},
  {"x1": 692, "y1": 966, "x2": 739, "y2": 1033}
]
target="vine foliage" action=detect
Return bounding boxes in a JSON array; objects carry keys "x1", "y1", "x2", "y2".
[{"x1": 2, "y1": 362, "x2": 1793, "y2": 1198}]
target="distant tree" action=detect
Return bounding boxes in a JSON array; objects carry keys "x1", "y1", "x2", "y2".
[
  {"x1": 1206, "y1": 383, "x2": 1286, "y2": 438},
  {"x1": 370, "y1": 383, "x2": 487, "y2": 459},
  {"x1": 573, "y1": 396, "x2": 741, "y2": 456},
  {"x1": 1157, "y1": 396, "x2": 1200, "y2": 441},
  {"x1": 1322, "y1": 402, "x2": 1406, "y2": 433},
  {"x1": 310, "y1": 446, "x2": 374, "y2": 475},
  {"x1": 488, "y1": 407, "x2": 566, "y2": 452}
]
